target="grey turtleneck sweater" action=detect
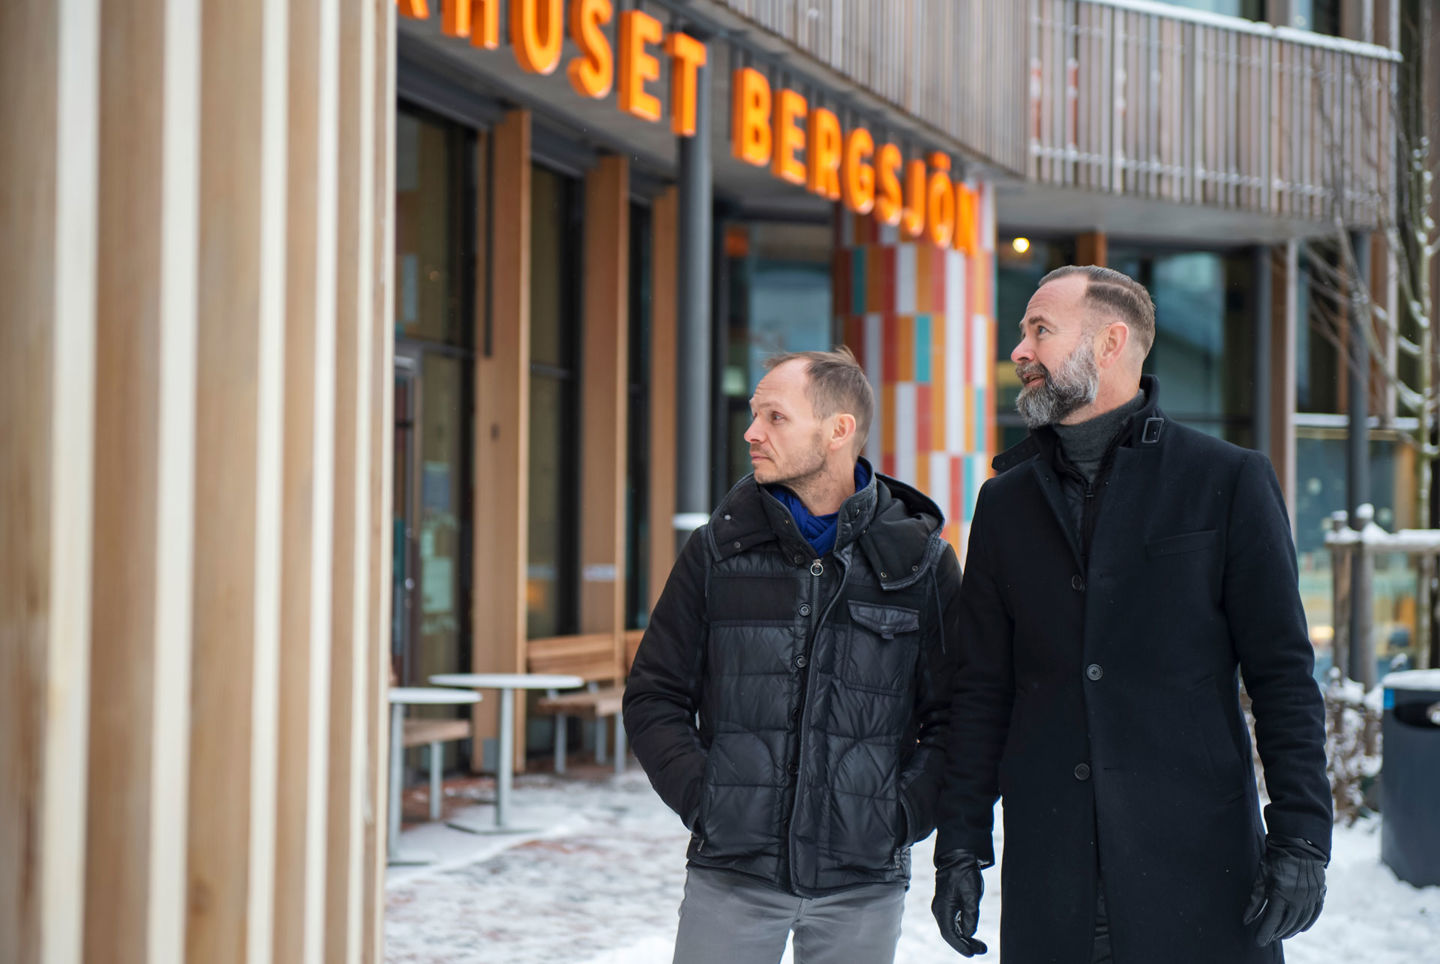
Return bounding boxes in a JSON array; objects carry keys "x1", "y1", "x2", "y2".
[{"x1": 1052, "y1": 390, "x2": 1147, "y2": 484}]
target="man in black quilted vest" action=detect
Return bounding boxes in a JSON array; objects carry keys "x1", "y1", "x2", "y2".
[{"x1": 624, "y1": 347, "x2": 962, "y2": 964}]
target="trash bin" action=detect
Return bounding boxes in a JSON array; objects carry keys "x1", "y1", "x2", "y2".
[{"x1": 1380, "y1": 669, "x2": 1440, "y2": 887}]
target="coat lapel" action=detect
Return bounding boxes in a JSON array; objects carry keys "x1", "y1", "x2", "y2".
[{"x1": 1028, "y1": 459, "x2": 1084, "y2": 571}]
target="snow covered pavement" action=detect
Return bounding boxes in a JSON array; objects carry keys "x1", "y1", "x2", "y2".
[{"x1": 385, "y1": 768, "x2": 1438, "y2": 963}]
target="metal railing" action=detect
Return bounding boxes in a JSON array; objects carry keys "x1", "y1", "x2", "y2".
[
  {"x1": 1028, "y1": 0, "x2": 1400, "y2": 224},
  {"x1": 709, "y1": 0, "x2": 1031, "y2": 175}
]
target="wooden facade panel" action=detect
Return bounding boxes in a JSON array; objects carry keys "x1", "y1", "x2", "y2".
[
  {"x1": 579, "y1": 154, "x2": 630, "y2": 674},
  {"x1": 472, "y1": 109, "x2": 532, "y2": 771},
  {"x1": 0, "y1": 2, "x2": 97, "y2": 962},
  {"x1": 7, "y1": 1, "x2": 390, "y2": 961},
  {"x1": 85, "y1": 1, "x2": 198, "y2": 961},
  {"x1": 363, "y1": 0, "x2": 397, "y2": 957},
  {"x1": 327, "y1": 0, "x2": 378, "y2": 958},
  {"x1": 186, "y1": 0, "x2": 289, "y2": 961},
  {"x1": 273, "y1": 2, "x2": 339, "y2": 962}
]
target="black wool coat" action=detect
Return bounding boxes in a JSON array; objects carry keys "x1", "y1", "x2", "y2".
[
  {"x1": 624, "y1": 466, "x2": 961, "y2": 896},
  {"x1": 937, "y1": 377, "x2": 1332, "y2": 964}
]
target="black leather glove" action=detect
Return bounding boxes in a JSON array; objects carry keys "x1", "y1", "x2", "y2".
[
  {"x1": 1243, "y1": 835, "x2": 1328, "y2": 946},
  {"x1": 932, "y1": 851, "x2": 989, "y2": 957}
]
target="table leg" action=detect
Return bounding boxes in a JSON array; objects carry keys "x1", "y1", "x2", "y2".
[
  {"x1": 387, "y1": 704, "x2": 436, "y2": 866},
  {"x1": 496, "y1": 687, "x2": 514, "y2": 827},
  {"x1": 428, "y1": 741, "x2": 442, "y2": 820},
  {"x1": 388, "y1": 704, "x2": 403, "y2": 861},
  {"x1": 445, "y1": 686, "x2": 535, "y2": 834}
]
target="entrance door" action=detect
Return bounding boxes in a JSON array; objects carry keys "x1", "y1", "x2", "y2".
[
  {"x1": 391, "y1": 343, "x2": 470, "y2": 686},
  {"x1": 393, "y1": 349, "x2": 421, "y2": 683}
]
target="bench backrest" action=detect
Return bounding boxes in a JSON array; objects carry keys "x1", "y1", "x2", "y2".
[{"x1": 526, "y1": 632, "x2": 620, "y2": 685}]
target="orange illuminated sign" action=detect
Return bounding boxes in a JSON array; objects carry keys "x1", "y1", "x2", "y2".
[
  {"x1": 398, "y1": 1, "x2": 977, "y2": 252},
  {"x1": 401, "y1": 0, "x2": 703, "y2": 144},
  {"x1": 729, "y1": 69, "x2": 980, "y2": 253}
]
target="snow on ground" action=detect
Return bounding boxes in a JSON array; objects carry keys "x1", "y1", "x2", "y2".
[{"x1": 385, "y1": 767, "x2": 1438, "y2": 963}]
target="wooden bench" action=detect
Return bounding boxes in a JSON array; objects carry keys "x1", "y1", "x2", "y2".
[
  {"x1": 535, "y1": 684, "x2": 626, "y2": 774},
  {"x1": 528, "y1": 633, "x2": 629, "y2": 775},
  {"x1": 401, "y1": 716, "x2": 471, "y2": 820}
]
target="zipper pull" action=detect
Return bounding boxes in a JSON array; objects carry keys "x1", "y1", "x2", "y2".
[{"x1": 810, "y1": 559, "x2": 824, "y2": 576}]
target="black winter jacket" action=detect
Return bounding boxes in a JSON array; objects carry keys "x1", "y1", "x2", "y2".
[{"x1": 624, "y1": 464, "x2": 962, "y2": 896}]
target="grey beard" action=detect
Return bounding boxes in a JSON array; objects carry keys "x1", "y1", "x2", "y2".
[{"x1": 1015, "y1": 347, "x2": 1099, "y2": 428}]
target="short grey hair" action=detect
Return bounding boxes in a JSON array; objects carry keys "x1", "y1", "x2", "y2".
[{"x1": 1039, "y1": 264, "x2": 1156, "y2": 357}]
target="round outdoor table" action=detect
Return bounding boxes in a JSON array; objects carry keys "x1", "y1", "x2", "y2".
[
  {"x1": 387, "y1": 686, "x2": 481, "y2": 865},
  {"x1": 428, "y1": 672, "x2": 583, "y2": 832}
]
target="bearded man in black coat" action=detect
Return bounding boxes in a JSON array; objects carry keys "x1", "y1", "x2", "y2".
[{"x1": 932, "y1": 265, "x2": 1332, "y2": 963}]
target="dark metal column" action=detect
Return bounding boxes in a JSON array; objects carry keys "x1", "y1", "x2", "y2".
[
  {"x1": 1347, "y1": 231, "x2": 1374, "y2": 687},
  {"x1": 1252, "y1": 245, "x2": 1273, "y2": 458},
  {"x1": 675, "y1": 40, "x2": 713, "y2": 547}
]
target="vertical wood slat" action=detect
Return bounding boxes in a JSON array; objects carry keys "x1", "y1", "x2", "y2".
[
  {"x1": 647, "y1": 187, "x2": 680, "y2": 615},
  {"x1": 187, "y1": 0, "x2": 288, "y2": 961},
  {"x1": 363, "y1": 0, "x2": 397, "y2": 959},
  {"x1": 273, "y1": 1, "x2": 339, "y2": 962},
  {"x1": 1076, "y1": 231, "x2": 1108, "y2": 268},
  {"x1": 327, "y1": 0, "x2": 377, "y2": 957},
  {"x1": 84, "y1": 0, "x2": 198, "y2": 961},
  {"x1": 579, "y1": 155, "x2": 631, "y2": 676},
  {"x1": 0, "y1": 2, "x2": 97, "y2": 963},
  {"x1": 472, "y1": 110, "x2": 532, "y2": 772},
  {"x1": 6, "y1": 3, "x2": 392, "y2": 962}
]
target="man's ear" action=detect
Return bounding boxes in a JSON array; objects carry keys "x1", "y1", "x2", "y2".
[
  {"x1": 829, "y1": 413, "x2": 858, "y2": 452},
  {"x1": 1096, "y1": 321, "x2": 1130, "y2": 369}
]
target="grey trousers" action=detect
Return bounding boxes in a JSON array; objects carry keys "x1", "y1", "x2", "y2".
[{"x1": 671, "y1": 867, "x2": 907, "y2": 964}]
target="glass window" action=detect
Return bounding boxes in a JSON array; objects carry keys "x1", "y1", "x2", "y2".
[
  {"x1": 1289, "y1": 0, "x2": 1341, "y2": 35},
  {"x1": 1296, "y1": 244, "x2": 1343, "y2": 414},
  {"x1": 1152, "y1": 0, "x2": 1266, "y2": 20},
  {"x1": 994, "y1": 237, "x2": 1075, "y2": 452},
  {"x1": 1109, "y1": 248, "x2": 1256, "y2": 447},
  {"x1": 626, "y1": 202, "x2": 652, "y2": 631},
  {"x1": 1295, "y1": 430, "x2": 1419, "y2": 681},
  {"x1": 720, "y1": 220, "x2": 834, "y2": 487},
  {"x1": 395, "y1": 111, "x2": 471, "y2": 348},
  {"x1": 527, "y1": 165, "x2": 581, "y2": 639}
]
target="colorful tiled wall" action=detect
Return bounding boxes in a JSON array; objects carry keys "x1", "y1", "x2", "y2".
[{"x1": 834, "y1": 182, "x2": 997, "y2": 559}]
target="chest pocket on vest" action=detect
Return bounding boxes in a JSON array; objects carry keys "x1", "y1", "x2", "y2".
[{"x1": 841, "y1": 601, "x2": 921, "y2": 694}]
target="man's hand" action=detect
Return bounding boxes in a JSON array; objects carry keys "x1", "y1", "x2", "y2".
[
  {"x1": 1243, "y1": 835, "x2": 1327, "y2": 946},
  {"x1": 932, "y1": 851, "x2": 989, "y2": 957}
]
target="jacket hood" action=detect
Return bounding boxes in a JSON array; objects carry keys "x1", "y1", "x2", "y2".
[
  {"x1": 707, "y1": 458, "x2": 946, "y2": 590},
  {"x1": 993, "y1": 374, "x2": 1167, "y2": 474}
]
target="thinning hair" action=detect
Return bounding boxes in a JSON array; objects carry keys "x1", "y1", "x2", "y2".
[
  {"x1": 764, "y1": 346, "x2": 875, "y2": 453},
  {"x1": 1039, "y1": 264, "x2": 1156, "y2": 357}
]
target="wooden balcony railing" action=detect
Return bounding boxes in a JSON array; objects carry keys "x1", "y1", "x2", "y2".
[
  {"x1": 1028, "y1": 0, "x2": 1401, "y2": 224},
  {"x1": 709, "y1": 0, "x2": 1031, "y2": 175}
]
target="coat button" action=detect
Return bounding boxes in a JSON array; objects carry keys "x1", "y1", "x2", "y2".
[
  {"x1": 1074, "y1": 763, "x2": 1092, "y2": 781},
  {"x1": 1086, "y1": 663, "x2": 1104, "y2": 681},
  {"x1": 1071, "y1": 574, "x2": 1086, "y2": 591},
  {"x1": 794, "y1": 655, "x2": 809, "y2": 669},
  {"x1": 733, "y1": 540, "x2": 742, "y2": 550},
  {"x1": 799, "y1": 604, "x2": 811, "y2": 616},
  {"x1": 787, "y1": 762, "x2": 799, "y2": 776},
  {"x1": 791, "y1": 706, "x2": 801, "y2": 721}
]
